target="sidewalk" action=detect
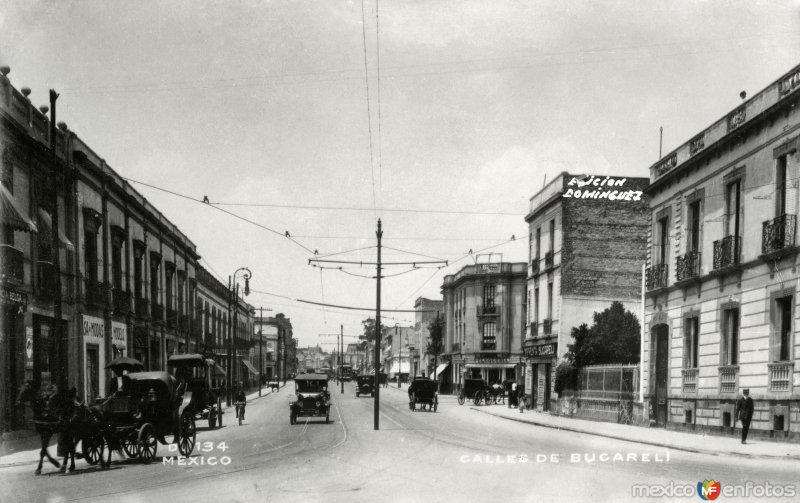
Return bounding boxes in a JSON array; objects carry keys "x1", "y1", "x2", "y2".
[
  {"x1": 0, "y1": 384, "x2": 278, "y2": 467},
  {"x1": 472, "y1": 404, "x2": 800, "y2": 461}
]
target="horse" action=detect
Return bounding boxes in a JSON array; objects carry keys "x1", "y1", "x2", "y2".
[{"x1": 16, "y1": 382, "x2": 61, "y2": 475}]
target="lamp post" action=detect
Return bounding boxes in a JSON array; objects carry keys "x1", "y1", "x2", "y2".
[{"x1": 226, "y1": 267, "x2": 251, "y2": 406}]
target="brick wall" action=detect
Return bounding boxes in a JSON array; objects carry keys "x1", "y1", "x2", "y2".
[{"x1": 561, "y1": 177, "x2": 650, "y2": 299}]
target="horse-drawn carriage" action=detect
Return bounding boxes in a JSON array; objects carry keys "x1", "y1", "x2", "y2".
[
  {"x1": 457, "y1": 378, "x2": 489, "y2": 405},
  {"x1": 167, "y1": 354, "x2": 224, "y2": 429},
  {"x1": 93, "y1": 371, "x2": 196, "y2": 463},
  {"x1": 408, "y1": 377, "x2": 438, "y2": 412}
]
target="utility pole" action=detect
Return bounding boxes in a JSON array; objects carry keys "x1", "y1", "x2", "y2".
[
  {"x1": 49, "y1": 89, "x2": 66, "y2": 390},
  {"x1": 259, "y1": 306, "x2": 263, "y2": 397},
  {"x1": 340, "y1": 324, "x2": 344, "y2": 394},
  {"x1": 374, "y1": 219, "x2": 382, "y2": 430},
  {"x1": 226, "y1": 276, "x2": 232, "y2": 406}
]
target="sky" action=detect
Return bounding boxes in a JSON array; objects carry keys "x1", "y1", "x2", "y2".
[{"x1": 1, "y1": 0, "x2": 799, "y2": 350}]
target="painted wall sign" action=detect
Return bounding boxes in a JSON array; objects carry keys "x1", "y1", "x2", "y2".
[
  {"x1": 563, "y1": 176, "x2": 642, "y2": 201},
  {"x1": 111, "y1": 321, "x2": 127, "y2": 345},
  {"x1": 1, "y1": 286, "x2": 27, "y2": 310}
]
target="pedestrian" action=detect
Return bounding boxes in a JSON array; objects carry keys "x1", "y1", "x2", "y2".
[
  {"x1": 735, "y1": 388, "x2": 754, "y2": 444},
  {"x1": 510, "y1": 381, "x2": 518, "y2": 408}
]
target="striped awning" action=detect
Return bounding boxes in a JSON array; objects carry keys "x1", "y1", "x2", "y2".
[
  {"x1": 0, "y1": 184, "x2": 36, "y2": 233},
  {"x1": 37, "y1": 207, "x2": 74, "y2": 250},
  {"x1": 242, "y1": 359, "x2": 259, "y2": 375}
]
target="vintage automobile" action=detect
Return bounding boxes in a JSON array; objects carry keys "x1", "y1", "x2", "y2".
[
  {"x1": 167, "y1": 354, "x2": 224, "y2": 429},
  {"x1": 355, "y1": 375, "x2": 375, "y2": 397},
  {"x1": 290, "y1": 374, "x2": 331, "y2": 424},
  {"x1": 408, "y1": 377, "x2": 438, "y2": 412},
  {"x1": 94, "y1": 371, "x2": 196, "y2": 463}
]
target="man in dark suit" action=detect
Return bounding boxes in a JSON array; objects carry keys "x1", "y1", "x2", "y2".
[{"x1": 735, "y1": 388, "x2": 754, "y2": 444}]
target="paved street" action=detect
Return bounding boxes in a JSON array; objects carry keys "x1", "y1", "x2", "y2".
[{"x1": 2, "y1": 383, "x2": 798, "y2": 503}]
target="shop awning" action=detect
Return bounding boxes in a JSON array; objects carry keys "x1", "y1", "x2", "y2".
[
  {"x1": 214, "y1": 364, "x2": 227, "y2": 376},
  {"x1": 242, "y1": 359, "x2": 259, "y2": 375},
  {"x1": 37, "y1": 207, "x2": 74, "y2": 250},
  {"x1": 430, "y1": 362, "x2": 450, "y2": 379},
  {"x1": 389, "y1": 361, "x2": 411, "y2": 374},
  {"x1": 465, "y1": 363, "x2": 517, "y2": 369},
  {"x1": 1, "y1": 184, "x2": 37, "y2": 233}
]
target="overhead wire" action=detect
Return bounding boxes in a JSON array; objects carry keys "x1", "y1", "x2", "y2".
[{"x1": 360, "y1": 0, "x2": 378, "y2": 216}]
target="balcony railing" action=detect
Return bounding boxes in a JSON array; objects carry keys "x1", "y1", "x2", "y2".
[
  {"x1": 768, "y1": 362, "x2": 793, "y2": 392},
  {"x1": 478, "y1": 305, "x2": 497, "y2": 316},
  {"x1": 713, "y1": 235, "x2": 740, "y2": 270},
  {"x1": 85, "y1": 279, "x2": 106, "y2": 308},
  {"x1": 542, "y1": 318, "x2": 551, "y2": 335},
  {"x1": 645, "y1": 263, "x2": 668, "y2": 291},
  {"x1": 151, "y1": 303, "x2": 164, "y2": 322},
  {"x1": 676, "y1": 250, "x2": 701, "y2": 282},
  {"x1": 719, "y1": 365, "x2": 738, "y2": 394},
  {"x1": 544, "y1": 251, "x2": 554, "y2": 269},
  {"x1": 531, "y1": 258, "x2": 540, "y2": 275},
  {"x1": 113, "y1": 289, "x2": 132, "y2": 315},
  {"x1": 762, "y1": 214, "x2": 796, "y2": 255},
  {"x1": 37, "y1": 261, "x2": 58, "y2": 298},
  {"x1": 481, "y1": 341, "x2": 496, "y2": 350},
  {"x1": 135, "y1": 297, "x2": 149, "y2": 319},
  {"x1": 166, "y1": 308, "x2": 178, "y2": 329},
  {"x1": 0, "y1": 245, "x2": 24, "y2": 285},
  {"x1": 682, "y1": 368, "x2": 698, "y2": 393}
]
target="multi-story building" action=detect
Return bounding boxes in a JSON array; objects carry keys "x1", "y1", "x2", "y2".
[
  {"x1": 441, "y1": 262, "x2": 527, "y2": 393},
  {"x1": 414, "y1": 297, "x2": 443, "y2": 378},
  {"x1": 643, "y1": 62, "x2": 800, "y2": 440},
  {"x1": 0, "y1": 70, "x2": 260, "y2": 435},
  {"x1": 260, "y1": 314, "x2": 292, "y2": 379},
  {"x1": 523, "y1": 172, "x2": 650, "y2": 412},
  {"x1": 382, "y1": 325, "x2": 414, "y2": 381},
  {"x1": 253, "y1": 315, "x2": 278, "y2": 380}
]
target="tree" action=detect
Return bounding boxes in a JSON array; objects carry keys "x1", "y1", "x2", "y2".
[
  {"x1": 425, "y1": 319, "x2": 444, "y2": 379},
  {"x1": 565, "y1": 301, "x2": 641, "y2": 368},
  {"x1": 360, "y1": 318, "x2": 385, "y2": 342}
]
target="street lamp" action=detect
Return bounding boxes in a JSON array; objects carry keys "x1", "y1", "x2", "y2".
[
  {"x1": 227, "y1": 266, "x2": 251, "y2": 406},
  {"x1": 395, "y1": 323, "x2": 401, "y2": 389}
]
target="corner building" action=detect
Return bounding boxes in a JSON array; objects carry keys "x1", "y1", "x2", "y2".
[
  {"x1": 643, "y1": 62, "x2": 800, "y2": 440},
  {"x1": 524, "y1": 172, "x2": 650, "y2": 412}
]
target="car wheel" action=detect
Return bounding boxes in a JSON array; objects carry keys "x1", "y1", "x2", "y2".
[{"x1": 178, "y1": 413, "x2": 196, "y2": 457}]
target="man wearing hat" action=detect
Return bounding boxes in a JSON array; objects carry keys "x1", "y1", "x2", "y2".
[{"x1": 735, "y1": 388, "x2": 754, "y2": 444}]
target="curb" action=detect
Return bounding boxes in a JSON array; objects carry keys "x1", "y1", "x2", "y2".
[{"x1": 471, "y1": 407, "x2": 800, "y2": 462}]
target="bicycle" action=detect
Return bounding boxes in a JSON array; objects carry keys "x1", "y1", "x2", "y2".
[{"x1": 234, "y1": 401, "x2": 246, "y2": 425}]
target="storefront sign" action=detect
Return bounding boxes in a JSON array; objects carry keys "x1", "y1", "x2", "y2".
[
  {"x1": 82, "y1": 315, "x2": 104, "y2": 340},
  {"x1": 474, "y1": 357, "x2": 512, "y2": 364},
  {"x1": 111, "y1": 321, "x2": 127, "y2": 345},
  {"x1": 564, "y1": 176, "x2": 643, "y2": 201},
  {"x1": 1, "y1": 286, "x2": 27, "y2": 310},
  {"x1": 523, "y1": 342, "x2": 557, "y2": 358}
]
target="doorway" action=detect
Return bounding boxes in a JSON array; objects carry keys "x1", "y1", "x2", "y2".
[
  {"x1": 653, "y1": 325, "x2": 669, "y2": 427},
  {"x1": 543, "y1": 363, "x2": 552, "y2": 411}
]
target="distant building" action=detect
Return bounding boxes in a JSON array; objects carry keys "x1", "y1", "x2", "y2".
[
  {"x1": 523, "y1": 172, "x2": 650, "y2": 412},
  {"x1": 414, "y1": 297, "x2": 443, "y2": 378},
  {"x1": 441, "y1": 262, "x2": 527, "y2": 393}
]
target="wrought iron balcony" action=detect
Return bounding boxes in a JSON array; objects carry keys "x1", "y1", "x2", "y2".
[
  {"x1": 713, "y1": 235, "x2": 740, "y2": 270},
  {"x1": 676, "y1": 250, "x2": 701, "y2": 282},
  {"x1": 113, "y1": 289, "x2": 132, "y2": 315},
  {"x1": 477, "y1": 305, "x2": 497, "y2": 316},
  {"x1": 645, "y1": 263, "x2": 668, "y2": 291},
  {"x1": 531, "y1": 258, "x2": 540, "y2": 275},
  {"x1": 544, "y1": 251, "x2": 554, "y2": 269},
  {"x1": 681, "y1": 368, "x2": 697, "y2": 393},
  {"x1": 85, "y1": 279, "x2": 106, "y2": 308},
  {"x1": 36, "y1": 261, "x2": 58, "y2": 298},
  {"x1": 719, "y1": 365, "x2": 738, "y2": 394},
  {"x1": 151, "y1": 302, "x2": 164, "y2": 322},
  {"x1": 481, "y1": 341, "x2": 496, "y2": 350},
  {"x1": 0, "y1": 245, "x2": 24, "y2": 285},
  {"x1": 768, "y1": 362, "x2": 793, "y2": 392},
  {"x1": 542, "y1": 318, "x2": 551, "y2": 335},
  {"x1": 762, "y1": 214, "x2": 796, "y2": 255},
  {"x1": 135, "y1": 297, "x2": 149, "y2": 319}
]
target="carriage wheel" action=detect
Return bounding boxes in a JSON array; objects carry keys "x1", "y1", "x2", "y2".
[
  {"x1": 178, "y1": 413, "x2": 196, "y2": 457},
  {"x1": 122, "y1": 435, "x2": 140, "y2": 458},
  {"x1": 473, "y1": 391, "x2": 482, "y2": 406},
  {"x1": 83, "y1": 434, "x2": 104, "y2": 466},
  {"x1": 209, "y1": 407, "x2": 217, "y2": 429},
  {"x1": 138, "y1": 424, "x2": 158, "y2": 463},
  {"x1": 457, "y1": 392, "x2": 465, "y2": 406}
]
